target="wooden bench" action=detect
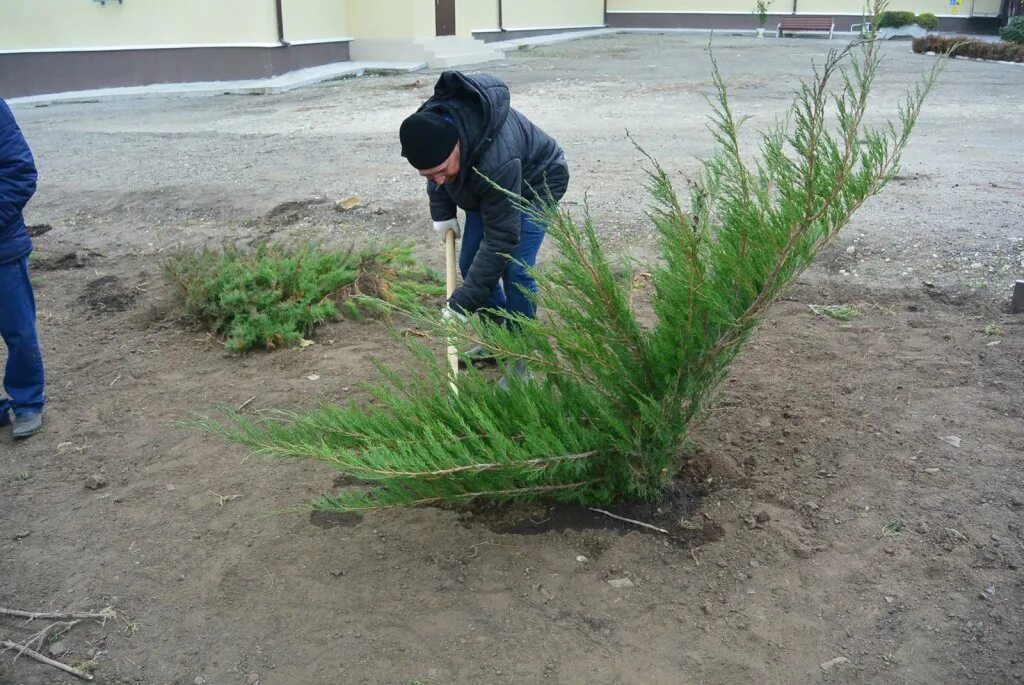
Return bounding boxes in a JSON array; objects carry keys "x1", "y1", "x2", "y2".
[{"x1": 777, "y1": 16, "x2": 835, "y2": 39}]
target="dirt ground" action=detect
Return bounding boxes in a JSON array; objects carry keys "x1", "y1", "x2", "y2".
[{"x1": 2, "y1": 34, "x2": 1023, "y2": 685}]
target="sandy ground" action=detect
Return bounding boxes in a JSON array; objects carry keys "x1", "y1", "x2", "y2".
[{"x1": 1, "y1": 34, "x2": 1022, "y2": 684}]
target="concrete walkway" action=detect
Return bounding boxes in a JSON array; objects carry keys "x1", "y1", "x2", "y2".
[
  {"x1": 489, "y1": 28, "x2": 617, "y2": 50},
  {"x1": 8, "y1": 60, "x2": 425, "y2": 106},
  {"x1": 10, "y1": 29, "x2": 625, "y2": 106}
]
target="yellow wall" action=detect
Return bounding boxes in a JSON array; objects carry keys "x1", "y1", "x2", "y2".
[
  {"x1": 346, "y1": 0, "x2": 435, "y2": 39},
  {"x1": 970, "y1": 0, "x2": 1004, "y2": 16},
  {"x1": 457, "y1": 0, "x2": 501, "y2": 36},
  {"x1": 608, "y1": 0, "x2": 1001, "y2": 13},
  {"x1": 0, "y1": 0, "x2": 279, "y2": 51},
  {"x1": 413, "y1": 0, "x2": 437, "y2": 37},
  {"x1": 502, "y1": 0, "x2": 605, "y2": 29},
  {"x1": 798, "y1": 0, "x2": 886, "y2": 12},
  {"x1": 799, "y1": 0, "x2": 1004, "y2": 14},
  {"x1": 2, "y1": 0, "x2": 1001, "y2": 54},
  {"x1": 282, "y1": 0, "x2": 350, "y2": 42},
  {"x1": 608, "y1": 0, "x2": 735, "y2": 10}
]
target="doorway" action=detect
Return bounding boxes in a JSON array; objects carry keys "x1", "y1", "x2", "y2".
[{"x1": 435, "y1": 0, "x2": 456, "y2": 36}]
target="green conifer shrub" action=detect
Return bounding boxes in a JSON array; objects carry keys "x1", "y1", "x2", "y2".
[
  {"x1": 199, "y1": 36, "x2": 942, "y2": 513},
  {"x1": 877, "y1": 10, "x2": 917, "y2": 28},
  {"x1": 166, "y1": 244, "x2": 443, "y2": 352},
  {"x1": 1000, "y1": 16, "x2": 1024, "y2": 45},
  {"x1": 915, "y1": 13, "x2": 939, "y2": 31}
]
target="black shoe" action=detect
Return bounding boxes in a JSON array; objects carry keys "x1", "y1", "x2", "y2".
[
  {"x1": 0, "y1": 409, "x2": 10, "y2": 428},
  {"x1": 12, "y1": 412, "x2": 43, "y2": 439},
  {"x1": 458, "y1": 344, "x2": 498, "y2": 369}
]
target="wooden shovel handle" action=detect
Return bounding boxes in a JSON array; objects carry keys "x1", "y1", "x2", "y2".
[
  {"x1": 444, "y1": 229, "x2": 459, "y2": 393},
  {"x1": 445, "y1": 229, "x2": 458, "y2": 299}
]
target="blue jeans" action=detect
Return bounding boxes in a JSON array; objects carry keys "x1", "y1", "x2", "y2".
[
  {"x1": 461, "y1": 209, "x2": 546, "y2": 323},
  {"x1": 0, "y1": 256, "x2": 45, "y2": 416}
]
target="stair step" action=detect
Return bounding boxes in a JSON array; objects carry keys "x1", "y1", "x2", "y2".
[{"x1": 428, "y1": 51, "x2": 505, "y2": 68}]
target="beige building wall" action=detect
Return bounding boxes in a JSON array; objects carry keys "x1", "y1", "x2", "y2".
[
  {"x1": 969, "y1": 0, "x2": 1004, "y2": 16},
  {"x1": 346, "y1": 0, "x2": 436, "y2": 39},
  {"x1": 457, "y1": 0, "x2": 501, "y2": 36},
  {"x1": 608, "y1": 0, "x2": 1001, "y2": 14},
  {"x1": 608, "y1": 0, "x2": 743, "y2": 11},
  {"x1": 502, "y1": 0, "x2": 605, "y2": 29},
  {"x1": 796, "y1": 0, "x2": 880, "y2": 13},
  {"x1": 0, "y1": 0, "x2": 279, "y2": 52},
  {"x1": 797, "y1": 0, "x2": 1002, "y2": 14},
  {"x1": 282, "y1": 0, "x2": 351, "y2": 43},
  {"x1": 412, "y1": 0, "x2": 438, "y2": 37}
]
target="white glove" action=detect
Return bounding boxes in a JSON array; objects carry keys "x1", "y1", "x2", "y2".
[
  {"x1": 442, "y1": 306, "x2": 467, "y2": 324},
  {"x1": 433, "y1": 217, "x2": 460, "y2": 240}
]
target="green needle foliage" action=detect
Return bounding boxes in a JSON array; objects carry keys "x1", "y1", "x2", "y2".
[
  {"x1": 200, "y1": 32, "x2": 942, "y2": 513},
  {"x1": 166, "y1": 243, "x2": 443, "y2": 352},
  {"x1": 809, "y1": 304, "x2": 858, "y2": 321}
]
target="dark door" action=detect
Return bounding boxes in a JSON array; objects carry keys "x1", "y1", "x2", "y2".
[{"x1": 435, "y1": 0, "x2": 456, "y2": 36}]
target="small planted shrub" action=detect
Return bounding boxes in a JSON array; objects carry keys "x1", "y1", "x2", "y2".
[
  {"x1": 915, "y1": 13, "x2": 939, "y2": 31},
  {"x1": 1000, "y1": 16, "x2": 1024, "y2": 44},
  {"x1": 754, "y1": 0, "x2": 773, "y2": 27},
  {"x1": 913, "y1": 34, "x2": 1024, "y2": 62},
  {"x1": 165, "y1": 244, "x2": 443, "y2": 352},
  {"x1": 877, "y1": 10, "x2": 917, "y2": 28}
]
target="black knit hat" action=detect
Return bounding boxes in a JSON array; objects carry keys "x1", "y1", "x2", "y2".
[{"x1": 400, "y1": 112, "x2": 458, "y2": 170}]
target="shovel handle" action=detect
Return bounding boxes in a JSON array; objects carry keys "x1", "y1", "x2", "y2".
[
  {"x1": 445, "y1": 229, "x2": 458, "y2": 299},
  {"x1": 444, "y1": 229, "x2": 459, "y2": 393}
]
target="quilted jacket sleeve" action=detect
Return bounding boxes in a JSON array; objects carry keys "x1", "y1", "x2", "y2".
[
  {"x1": 426, "y1": 180, "x2": 457, "y2": 222},
  {"x1": 449, "y1": 158, "x2": 522, "y2": 313},
  {"x1": 0, "y1": 102, "x2": 38, "y2": 231}
]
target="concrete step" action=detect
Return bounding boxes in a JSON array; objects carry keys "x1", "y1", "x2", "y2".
[
  {"x1": 427, "y1": 51, "x2": 504, "y2": 68},
  {"x1": 421, "y1": 36, "x2": 504, "y2": 68},
  {"x1": 356, "y1": 61, "x2": 427, "y2": 75},
  {"x1": 351, "y1": 37, "x2": 505, "y2": 69},
  {"x1": 416, "y1": 35, "x2": 486, "y2": 46}
]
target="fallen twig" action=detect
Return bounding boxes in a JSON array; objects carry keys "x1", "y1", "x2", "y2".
[
  {"x1": 461, "y1": 540, "x2": 496, "y2": 560},
  {"x1": 589, "y1": 507, "x2": 670, "y2": 534},
  {"x1": 236, "y1": 396, "x2": 258, "y2": 412},
  {"x1": 1, "y1": 640, "x2": 94, "y2": 681},
  {"x1": 210, "y1": 491, "x2": 241, "y2": 506},
  {"x1": 16, "y1": 619, "x2": 80, "y2": 659},
  {"x1": 0, "y1": 607, "x2": 115, "y2": 622}
]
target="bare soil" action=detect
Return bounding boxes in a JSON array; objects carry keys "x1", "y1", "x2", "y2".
[{"x1": 2, "y1": 34, "x2": 1023, "y2": 684}]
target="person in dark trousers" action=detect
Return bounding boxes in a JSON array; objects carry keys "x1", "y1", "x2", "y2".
[
  {"x1": 0, "y1": 98, "x2": 45, "y2": 439},
  {"x1": 399, "y1": 70, "x2": 569, "y2": 385}
]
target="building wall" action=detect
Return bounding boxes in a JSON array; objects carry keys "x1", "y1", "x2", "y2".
[
  {"x1": 412, "y1": 0, "x2": 438, "y2": 37},
  {"x1": 606, "y1": 0, "x2": 1003, "y2": 32},
  {"x1": 346, "y1": 0, "x2": 435, "y2": 39},
  {"x1": 0, "y1": 0, "x2": 356, "y2": 99},
  {"x1": 608, "y1": 0, "x2": 742, "y2": 11},
  {"x1": 282, "y1": 0, "x2": 351, "y2": 43},
  {"x1": 607, "y1": 0, "x2": 1002, "y2": 16},
  {"x1": 457, "y1": 0, "x2": 501, "y2": 36},
  {"x1": 501, "y1": 0, "x2": 605, "y2": 29},
  {"x1": 0, "y1": 0, "x2": 279, "y2": 52},
  {"x1": 1, "y1": 0, "x2": 1007, "y2": 53},
  {"x1": 796, "y1": 0, "x2": 1002, "y2": 14}
]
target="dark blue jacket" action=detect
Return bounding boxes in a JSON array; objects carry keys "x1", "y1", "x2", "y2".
[
  {"x1": 419, "y1": 72, "x2": 568, "y2": 313},
  {"x1": 0, "y1": 98, "x2": 38, "y2": 265}
]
